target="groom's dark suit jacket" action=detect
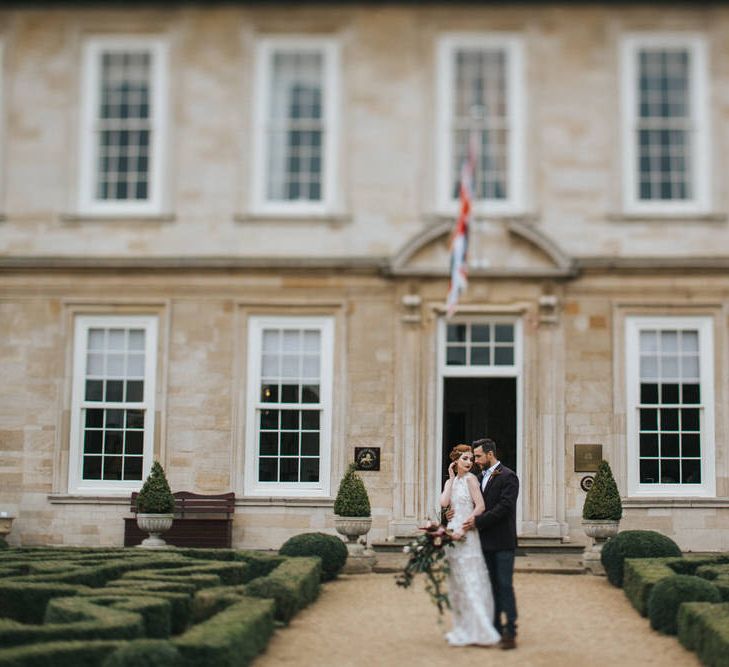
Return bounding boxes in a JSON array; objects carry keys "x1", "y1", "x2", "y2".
[{"x1": 474, "y1": 464, "x2": 519, "y2": 552}]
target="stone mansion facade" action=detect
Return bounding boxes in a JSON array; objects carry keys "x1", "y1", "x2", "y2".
[{"x1": 2, "y1": 1, "x2": 729, "y2": 550}]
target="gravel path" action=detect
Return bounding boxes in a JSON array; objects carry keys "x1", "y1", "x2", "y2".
[{"x1": 255, "y1": 572, "x2": 700, "y2": 667}]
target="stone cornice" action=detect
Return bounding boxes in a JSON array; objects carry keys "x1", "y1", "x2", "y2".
[{"x1": 4, "y1": 253, "x2": 729, "y2": 277}]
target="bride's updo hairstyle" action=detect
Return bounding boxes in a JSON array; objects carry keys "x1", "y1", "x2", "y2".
[{"x1": 449, "y1": 444, "x2": 472, "y2": 462}]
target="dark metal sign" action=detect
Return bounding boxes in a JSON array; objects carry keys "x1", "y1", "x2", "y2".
[{"x1": 354, "y1": 447, "x2": 380, "y2": 471}]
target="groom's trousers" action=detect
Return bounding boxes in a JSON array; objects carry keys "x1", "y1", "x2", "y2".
[{"x1": 483, "y1": 549, "x2": 517, "y2": 637}]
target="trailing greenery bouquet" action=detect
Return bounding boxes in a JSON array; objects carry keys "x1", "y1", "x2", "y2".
[{"x1": 395, "y1": 520, "x2": 456, "y2": 615}]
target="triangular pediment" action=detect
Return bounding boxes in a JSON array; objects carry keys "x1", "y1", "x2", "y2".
[{"x1": 390, "y1": 219, "x2": 575, "y2": 278}]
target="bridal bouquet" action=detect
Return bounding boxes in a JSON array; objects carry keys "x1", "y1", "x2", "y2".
[{"x1": 395, "y1": 520, "x2": 455, "y2": 615}]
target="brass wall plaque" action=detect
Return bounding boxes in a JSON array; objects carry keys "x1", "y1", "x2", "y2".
[{"x1": 574, "y1": 444, "x2": 602, "y2": 473}]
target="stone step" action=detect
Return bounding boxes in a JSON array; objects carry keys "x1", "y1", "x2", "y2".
[
  {"x1": 371, "y1": 537, "x2": 585, "y2": 556},
  {"x1": 371, "y1": 551, "x2": 585, "y2": 575}
]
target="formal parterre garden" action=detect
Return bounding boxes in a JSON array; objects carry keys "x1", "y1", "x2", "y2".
[
  {"x1": 602, "y1": 530, "x2": 729, "y2": 667},
  {"x1": 0, "y1": 544, "x2": 325, "y2": 667}
]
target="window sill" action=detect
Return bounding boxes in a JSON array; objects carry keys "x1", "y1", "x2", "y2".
[
  {"x1": 60, "y1": 213, "x2": 176, "y2": 224},
  {"x1": 234, "y1": 212, "x2": 351, "y2": 226},
  {"x1": 48, "y1": 494, "x2": 131, "y2": 505},
  {"x1": 607, "y1": 212, "x2": 727, "y2": 223},
  {"x1": 236, "y1": 497, "x2": 334, "y2": 508},
  {"x1": 623, "y1": 497, "x2": 729, "y2": 509}
]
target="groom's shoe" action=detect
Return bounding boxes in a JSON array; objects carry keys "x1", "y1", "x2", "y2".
[{"x1": 499, "y1": 634, "x2": 516, "y2": 650}]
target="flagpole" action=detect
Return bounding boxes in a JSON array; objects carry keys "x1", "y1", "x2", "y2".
[{"x1": 446, "y1": 107, "x2": 481, "y2": 318}]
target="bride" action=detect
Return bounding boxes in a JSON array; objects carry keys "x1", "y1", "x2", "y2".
[{"x1": 440, "y1": 444, "x2": 501, "y2": 647}]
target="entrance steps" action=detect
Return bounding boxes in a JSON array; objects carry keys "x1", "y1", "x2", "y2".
[{"x1": 370, "y1": 536, "x2": 585, "y2": 575}]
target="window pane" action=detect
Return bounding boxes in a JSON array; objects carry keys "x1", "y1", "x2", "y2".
[
  {"x1": 123, "y1": 456, "x2": 143, "y2": 481},
  {"x1": 260, "y1": 431, "x2": 278, "y2": 456},
  {"x1": 126, "y1": 380, "x2": 144, "y2": 402},
  {"x1": 301, "y1": 432, "x2": 319, "y2": 456},
  {"x1": 640, "y1": 408, "x2": 658, "y2": 431},
  {"x1": 660, "y1": 433, "x2": 679, "y2": 457},
  {"x1": 639, "y1": 432, "x2": 658, "y2": 457},
  {"x1": 681, "y1": 433, "x2": 700, "y2": 457},
  {"x1": 261, "y1": 384, "x2": 278, "y2": 403},
  {"x1": 447, "y1": 324, "x2": 467, "y2": 343},
  {"x1": 86, "y1": 409, "x2": 104, "y2": 428},
  {"x1": 280, "y1": 432, "x2": 299, "y2": 456},
  {"x1": 83, "y1": 456, "x2": 103, "y2": 480},
  {"x1": 261, "y1": 409, "x2": 278, "y2": 430},
  {"x1": 302, "y1": 411, "x2": 319, "y2": 430},
  {"x1": 105, "y1": 430, "x2": 124, "y2": 454},
  {"x1": 281, "y1": 410, "x2": 299, "y2": 430},
  {"x1": 494, "y1": 347, "x2": 514, "y2": 365},
  {"x1": 471, "y1": 325, "x2": 490, "y2": 342},
  {"x1": 281, "y1": 384, "x2": 298, "y2": 403},
  {"x1": 84, "y1": 430, "x2": 103, "y2": 454},
  {"x1": 640, "y1": 458, "x2": 659, "y2": 484},
  {"x1": 470, "y1": 347, "x2": 490, "y2": 365},
  {"x1": 302, "y1": 384, "x2": 320, "y2": 403},
  {"x1": 259, "y1": 458, "x2": 277, "y2": 482},
  {"x1": 280, "y1": 458, "x2": 299, "y2": 482},
  {"x1": 640, "y1": 383, "x2": 658, "y2": 404},
  {"x1": 106, "y1": 380, "x2": 124, "y2": 402},
  {"x1": 660, "y1": 459, "x2": 680, "y2": 484},
  {"x1": 300, "y1": 458, "x2": 320, "y2": 482},
  {"x1": 682, "y1": 384, "x2": 700, "y2": 404},
  {"x1": 125, "y1": 431, "x2": 143, "y2": 456},
  {"x1": 446, "y1": 347, "x2": 466, "y2": 365},
  {"x1": 494, "y1": 325, "x2": 514, "y2": 343},
  {"x1": 681, "y1": 408, "x2": 700, "y2": 431},
  {"x1": 661, "y1": 383, "x2": 679, "y2": 404},
  {"x1": 85, "y1": 380, "x2": 103, "y2": 401},
  {"x1": 682, "y1": 459, "x2": 701, "y2": 484}
]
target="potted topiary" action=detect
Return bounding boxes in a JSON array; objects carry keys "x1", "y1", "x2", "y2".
[
  {"x1": 135, "y1": 461, "x2": 176, "y2": 549},
  {"x1": 333, "y1": 463, "x2": 373, "y2": 569},
  {"x1": 582, "y1": 459, "x2": 622, "y2": 575}
]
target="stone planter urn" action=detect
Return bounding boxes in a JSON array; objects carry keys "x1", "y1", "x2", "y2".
[
  {"x1": 0, "y1": 513, "x2": 15, "y2": 541},
  {"x1": 334, "y1": 516, "x2": 372, "y2": 554},
  {"x1": 136, "y1": 513, "x2": 174, "y2": 549},
  {"x1": 333, "y1": 464, "x2": 376, "y2": 573},
  {"x1": 582, "y1": 519, "x2": 620, "y2": 575}
]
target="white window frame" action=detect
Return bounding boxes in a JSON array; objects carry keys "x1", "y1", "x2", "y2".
[
  {"x1": 244, "y1": 315, "x2": 334, "y2": 497},
  {"x1": 78, "y1": 36, "x2": 169, "y2": 216},
  {"x1": 436, "y1": 33, "x2": 526, "y2": 216},
  {"x1": 620, "y1": 33, "x2": 710, "y2": 215},
  {"x1": 625, "y1": 316, "x2": 715, "y2": 498},
  {"x1": 68, "y1": 315, "x2": 158, "y2": 495},
  {"x1": 251, "y1": 37, "x2": 340, "y2": 216}
]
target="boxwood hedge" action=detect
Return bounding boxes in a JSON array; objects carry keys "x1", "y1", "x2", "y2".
[{"x1": 0, "y1": 547, "x2": 321, "y2": 667}]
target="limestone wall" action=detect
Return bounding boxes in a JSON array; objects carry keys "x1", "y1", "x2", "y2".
[{"x1": 0, "y1": 5, "x2": 728, "y2": 259}]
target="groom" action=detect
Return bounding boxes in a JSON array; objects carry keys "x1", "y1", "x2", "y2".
[{"x1": 463, "y1": 438, "x2": 519, "y2": 650}]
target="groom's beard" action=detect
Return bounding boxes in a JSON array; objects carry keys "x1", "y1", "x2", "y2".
[{"x1": 472, "y1": 464, "x2": 483, "y2": 475}]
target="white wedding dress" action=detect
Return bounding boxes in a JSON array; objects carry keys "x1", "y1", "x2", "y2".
[{"x1": 445, "y1": 474, "x2": 501, "y2": 647}]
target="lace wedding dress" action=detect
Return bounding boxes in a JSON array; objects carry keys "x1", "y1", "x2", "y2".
[{"x1": 444, "y1": 475, "x2": 501, "y2": 647}]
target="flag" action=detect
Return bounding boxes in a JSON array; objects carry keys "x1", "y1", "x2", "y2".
[{"x1": 446, "y1": 133, "x2": 477, "y2": 317}]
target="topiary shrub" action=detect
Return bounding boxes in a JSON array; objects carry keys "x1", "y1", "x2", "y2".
[
  {"x1": 333, "y1": 464, "x2": 371, "y2": 517},
  {"x1": 582, "y1": 460, "x2": 622, "y2": 520},
  {"x1": 648, "y1": 575, "x2": 721, "y2": 635},
  {"x1": 102, "y1": 639, "x2": 181, "y2": 667},
  {"x1": 136, "y1": 461, "x2": 175, "y2": 514},
  {"x1": 601, "y1": 530, "x2": 682, "y2": 588},
  {"x1": 278, "y1": 532, "x2": 347, "y2": 582},
  {"x1": 0, "y1": 537, "x2": 8, "y2": 550}
]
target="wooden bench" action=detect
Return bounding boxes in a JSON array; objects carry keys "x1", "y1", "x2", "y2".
[{"x1": 123, "y1": 491, "x2": 235, "y2": 549}]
